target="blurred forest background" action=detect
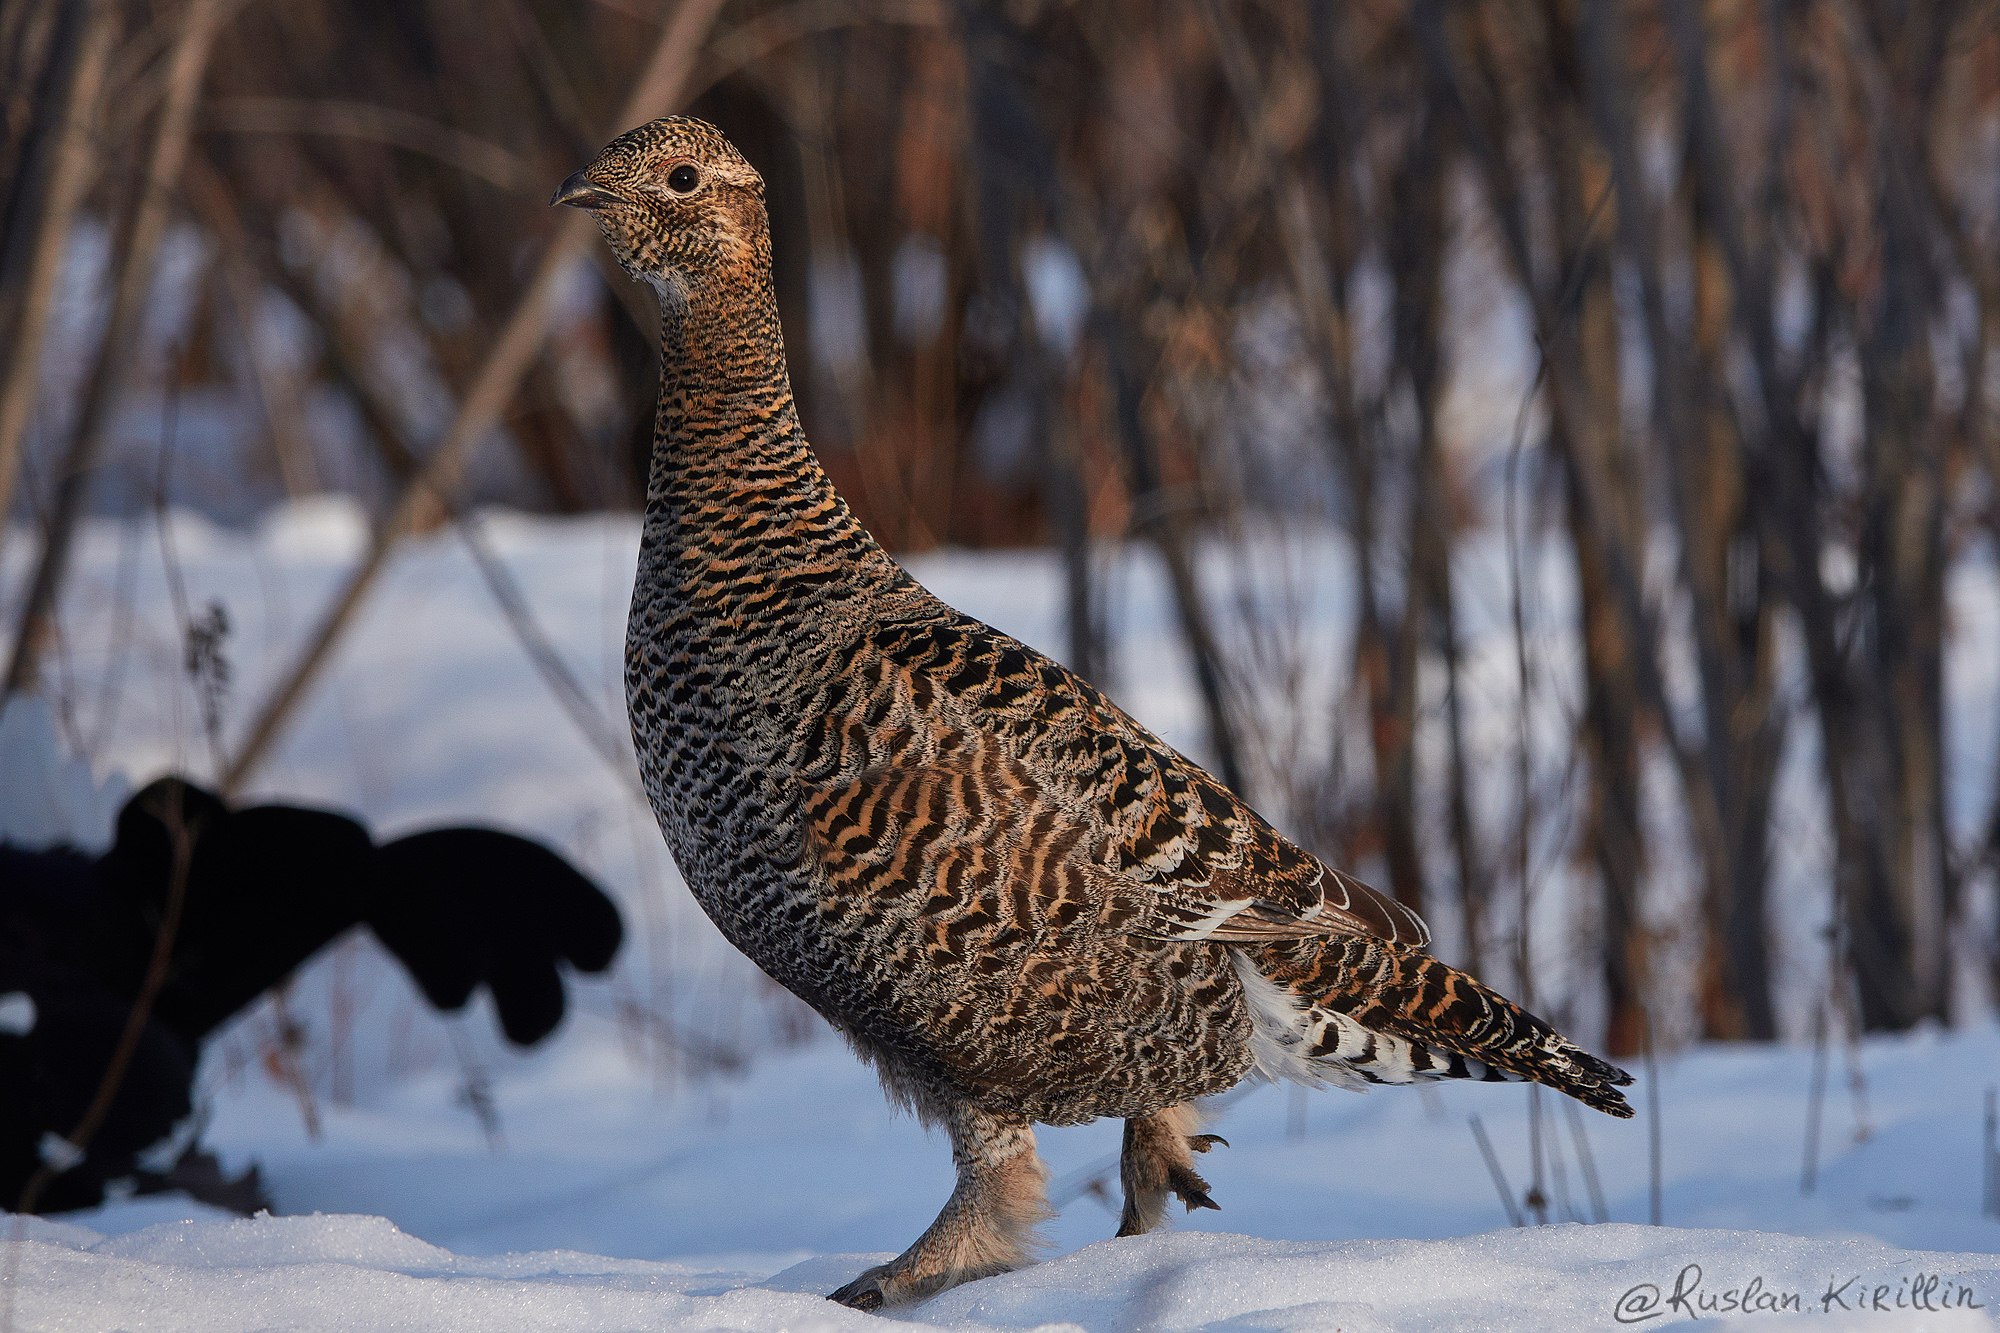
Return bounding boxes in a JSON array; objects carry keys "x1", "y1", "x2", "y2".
[{"x1": 5, "y1": 0, "x2": 2000, "y2": 1066}]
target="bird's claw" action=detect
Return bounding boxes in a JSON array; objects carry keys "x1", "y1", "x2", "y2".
[
  {"x1": 828, "y1": 1270, "x2": 888, "y2": 1310},
  {"x1": 1188, "y1": 1133, "x2": 1228, "y2": 1153},
  {"x1": 1167, "y1": 1163, "x2": 1220, "y2": 1213}
]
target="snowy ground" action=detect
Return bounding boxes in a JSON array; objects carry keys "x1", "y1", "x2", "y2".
[
  {"x1": 10, "y1": 1214, "x2": 1996, "y2": 1331},
  {"x1": 7, "y1": 1025, "x2": 2000, "y2": 1329},
  {"x1": 5, "y1": 503, "x2": 2000, "y2": 1329}
]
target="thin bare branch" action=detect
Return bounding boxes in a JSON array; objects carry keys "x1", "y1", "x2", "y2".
[
  {"x1": 5, "y1": 0, "x2": 233, "y2": 699},
  {"x1": 0, "y1": 0, "x2": 118, "y2": 528}
]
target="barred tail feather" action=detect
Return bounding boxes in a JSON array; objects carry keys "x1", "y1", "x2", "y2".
[{"x1": 1236, "y1": 940, "x2": 1635, "y2": 1118}]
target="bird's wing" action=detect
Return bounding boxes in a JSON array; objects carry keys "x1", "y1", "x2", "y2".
[
  {"x1": 802, "y1": 693, "x2": 1427, "y2": 951},
  {"x1": 803, "y1": 734, "x2": 1134, "y2": 949},
  {"x1": 857, "y1": 611, "x2": 1431, "y2": 950},
  {"x1": 1068, "y1": 729, "x2": 1431, "y2": 949}
]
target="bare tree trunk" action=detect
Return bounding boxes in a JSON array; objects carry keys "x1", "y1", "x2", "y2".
[
  {"x1": 1596, "y1": 0, "x2": 1782, "y2": 1038},
  {"x1": 1431, "y1": 0, "x2": 1681, "y2": 1050},
  {"x1": 1296, "y1": 0, "x2": 1429, "y2": 914},
  {"x1": 1101, "y1": 312, "x2": 1247, "y2": 796},
  {"x1": 959, "y1": 4, "x2": 1105, "y2": 683},
  {"x1": 1841, "y1": 0, "x2": 1953, "y2": 1028},
  {"x1": 1377, "y1": 88, "x2": 1455, "y2": 927}
]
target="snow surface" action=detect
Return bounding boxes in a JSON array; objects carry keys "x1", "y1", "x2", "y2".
[
  {"x1": 11, "y1": 1017, "x2": 2000, "y2": 1328},
  {"x1": 6, "y1": 502, "x2": 2000, "y2": 1329},
  {"x1": 8, "y1": 1212, "x2": 1995, "y2": 1332}
]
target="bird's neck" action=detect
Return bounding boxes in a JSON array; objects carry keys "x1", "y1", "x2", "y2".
[
  {"x1": 638, "y1": 267, "x2": 890, "y2": 607},
  {"x1": 647, "y1": 262, "x2": 805, "y2": 491}
]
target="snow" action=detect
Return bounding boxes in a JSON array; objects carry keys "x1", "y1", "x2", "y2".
[
  {"x1": 6, "y1": 501, "x2": 2000, "y2": 1329},
  {"x1": 7, "y1": 1212, "x2": 1998, "y2": 1330},
  {"x1": 8, "y1": 986, "x2": 1999, "y2": 1330}
]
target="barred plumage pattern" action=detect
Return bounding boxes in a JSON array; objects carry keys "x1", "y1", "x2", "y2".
[{"x1": 560, "y1": 116, "x2": 1632, "y2": 1308}]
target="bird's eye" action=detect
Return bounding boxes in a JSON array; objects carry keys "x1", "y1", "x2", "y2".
[{"x1": 667, "y1": 164, "x2": 700, "y2": 194}]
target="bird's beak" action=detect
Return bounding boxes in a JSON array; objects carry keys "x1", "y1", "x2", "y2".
[{"x1": 550, "y1": 170, "x2": 626, "y2": 210}]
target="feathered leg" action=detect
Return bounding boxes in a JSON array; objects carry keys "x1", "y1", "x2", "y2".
[
  {"x1": 829, "y1": 1103, "x2": 1049, "y2": 1309},
  {"x1": 1116, "y1": 1102, "x2": 1225, "y2": 1237}
]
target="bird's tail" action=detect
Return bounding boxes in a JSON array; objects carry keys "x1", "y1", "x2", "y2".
[{"x1": 1236, "y1": 937, "x2": 1635, "y2": 1118}]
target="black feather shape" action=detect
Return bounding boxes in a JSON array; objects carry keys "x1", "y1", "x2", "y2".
[{"x1": 0, "y1": 778, "x2": 624, "y2": 1213}]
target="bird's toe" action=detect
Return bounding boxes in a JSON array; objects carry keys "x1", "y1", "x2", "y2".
[
  {"x1": 828, "y1": 1255, "x2": 1015, "y2": 1310},
  {"x1": 828, "y1": 1268, "x2": 889, "y2": 1310},
  {"x1": 1167, "y1": 1162, "x2": 1220, "y2": 1213}
]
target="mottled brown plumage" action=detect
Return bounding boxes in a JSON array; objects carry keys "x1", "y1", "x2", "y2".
[{"x1": 556, "y1": 116, "x2": 1633, "y2": 1309}]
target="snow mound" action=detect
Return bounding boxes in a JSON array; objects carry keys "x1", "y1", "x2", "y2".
[{"x1": 6, "y1": 1214, "x2": 1996, "y2": 1332}]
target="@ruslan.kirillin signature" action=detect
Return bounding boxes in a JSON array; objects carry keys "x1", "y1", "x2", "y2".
[{"x1": 1614, "y1": 1264, "x2": 1985, "y2": 1322}]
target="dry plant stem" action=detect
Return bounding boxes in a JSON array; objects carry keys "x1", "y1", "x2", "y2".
[
  {"x1": 187, "y1": 156, "x2": 322, "y2": 497},
  {"x1": 78, "y1": 514, "x2": 143, "y2": 758},
  {"x1": 1467, "y1": 1114, "x2": 1523, "y2": 1228},
  {"x1": 0, "y1": 0, "x2": 57, "y2": 127},
  {"x1": 1523, "y1": 1085, "x2": 1548, "y2": 1226},
  {"x1": 264, "y1": 986, "x2": 324, "y2": 1141},
  {"x1": 1801, "y1": 1001, "x2": 1829, "y2": 1195},
  {"x1": 0, "y1": 0, "x2": 118, "y2": 531},
  {"x1": 1541, "y1": 1091, "x2": 1576, "y2": 1223},
  {"x1": 203, "y1": 181, "x2": 641, "y2": 794},
  {"x1": 203, "y1": 96, "x2": 530, "y2": 189},
  {"x1": 454, "y1": 514, "x2": 637, "y2": 782},
  {"x1": 1984, "y1": 1087, "x2": 1997, "y2": 1220},
  {"x1": 695, "y1": 0, "x2": 944, "y2": 104},
  {"x1": 1111, "y1": 362, "x2": 1246, "y2": 796},
  {"x1": 3, "y1": 0, "x2": 230, "y2": 701},
  {"x1": 220, "y1": 0, "x2": 727, "y2": 795},
  {"x1": 1560, "y1": 1097, "x2": 1609, "y2": 1224},
  {"x1": 1645, "y1": 1010, "x2": 1662, "y2": 1226},
  {"x1": 447, "y1": 1025, "x2": 504, "y2": 1153},
  {"x1": 1504, "y1": 323, "x2": 1547, "y2": 1234},
  {"x1": 1439, "y1": 594, "x2": 1485, "y2": 976},
  {"x1": 1838, "y1": 974, "x2": 1874, "y2": 1142},
  {"x1": 150, "y1": 373, "x2": 227, "y2": 778}
]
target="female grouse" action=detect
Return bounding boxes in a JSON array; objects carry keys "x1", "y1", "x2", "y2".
[{"x1": 555, "y1": 116, "x2": 1632, "y2": 1310}]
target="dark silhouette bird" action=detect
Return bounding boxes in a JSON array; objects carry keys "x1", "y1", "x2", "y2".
[
  {"x1": 0, "y1": 777, "x2": 622, "y2": 1214},
  {"x1": 557, "y1": 116, "x2": 1632, "y2": 1309}
]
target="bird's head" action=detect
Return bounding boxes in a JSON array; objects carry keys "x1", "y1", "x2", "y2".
[{"x1": 552, "y1": 116, "x2": 768, "y2": 308}]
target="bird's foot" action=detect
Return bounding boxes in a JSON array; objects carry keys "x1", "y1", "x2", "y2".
[
  {"x1": 1169, "y1": 1132, "x2": 1226, "y2": 1210},
  {"x1": 828, "y1": 1267, "x2": 890, "y2": 1311},
  {"x1": 827, "y1": 1257, "x2": 1013, "y2": 1310},
  {"x1": 830, "y1": 1106, "x2": 1045, "y2": 1309},
  {"x1": 1116, "y1": 1105, "x2": 1226, "y2": 1237}
]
